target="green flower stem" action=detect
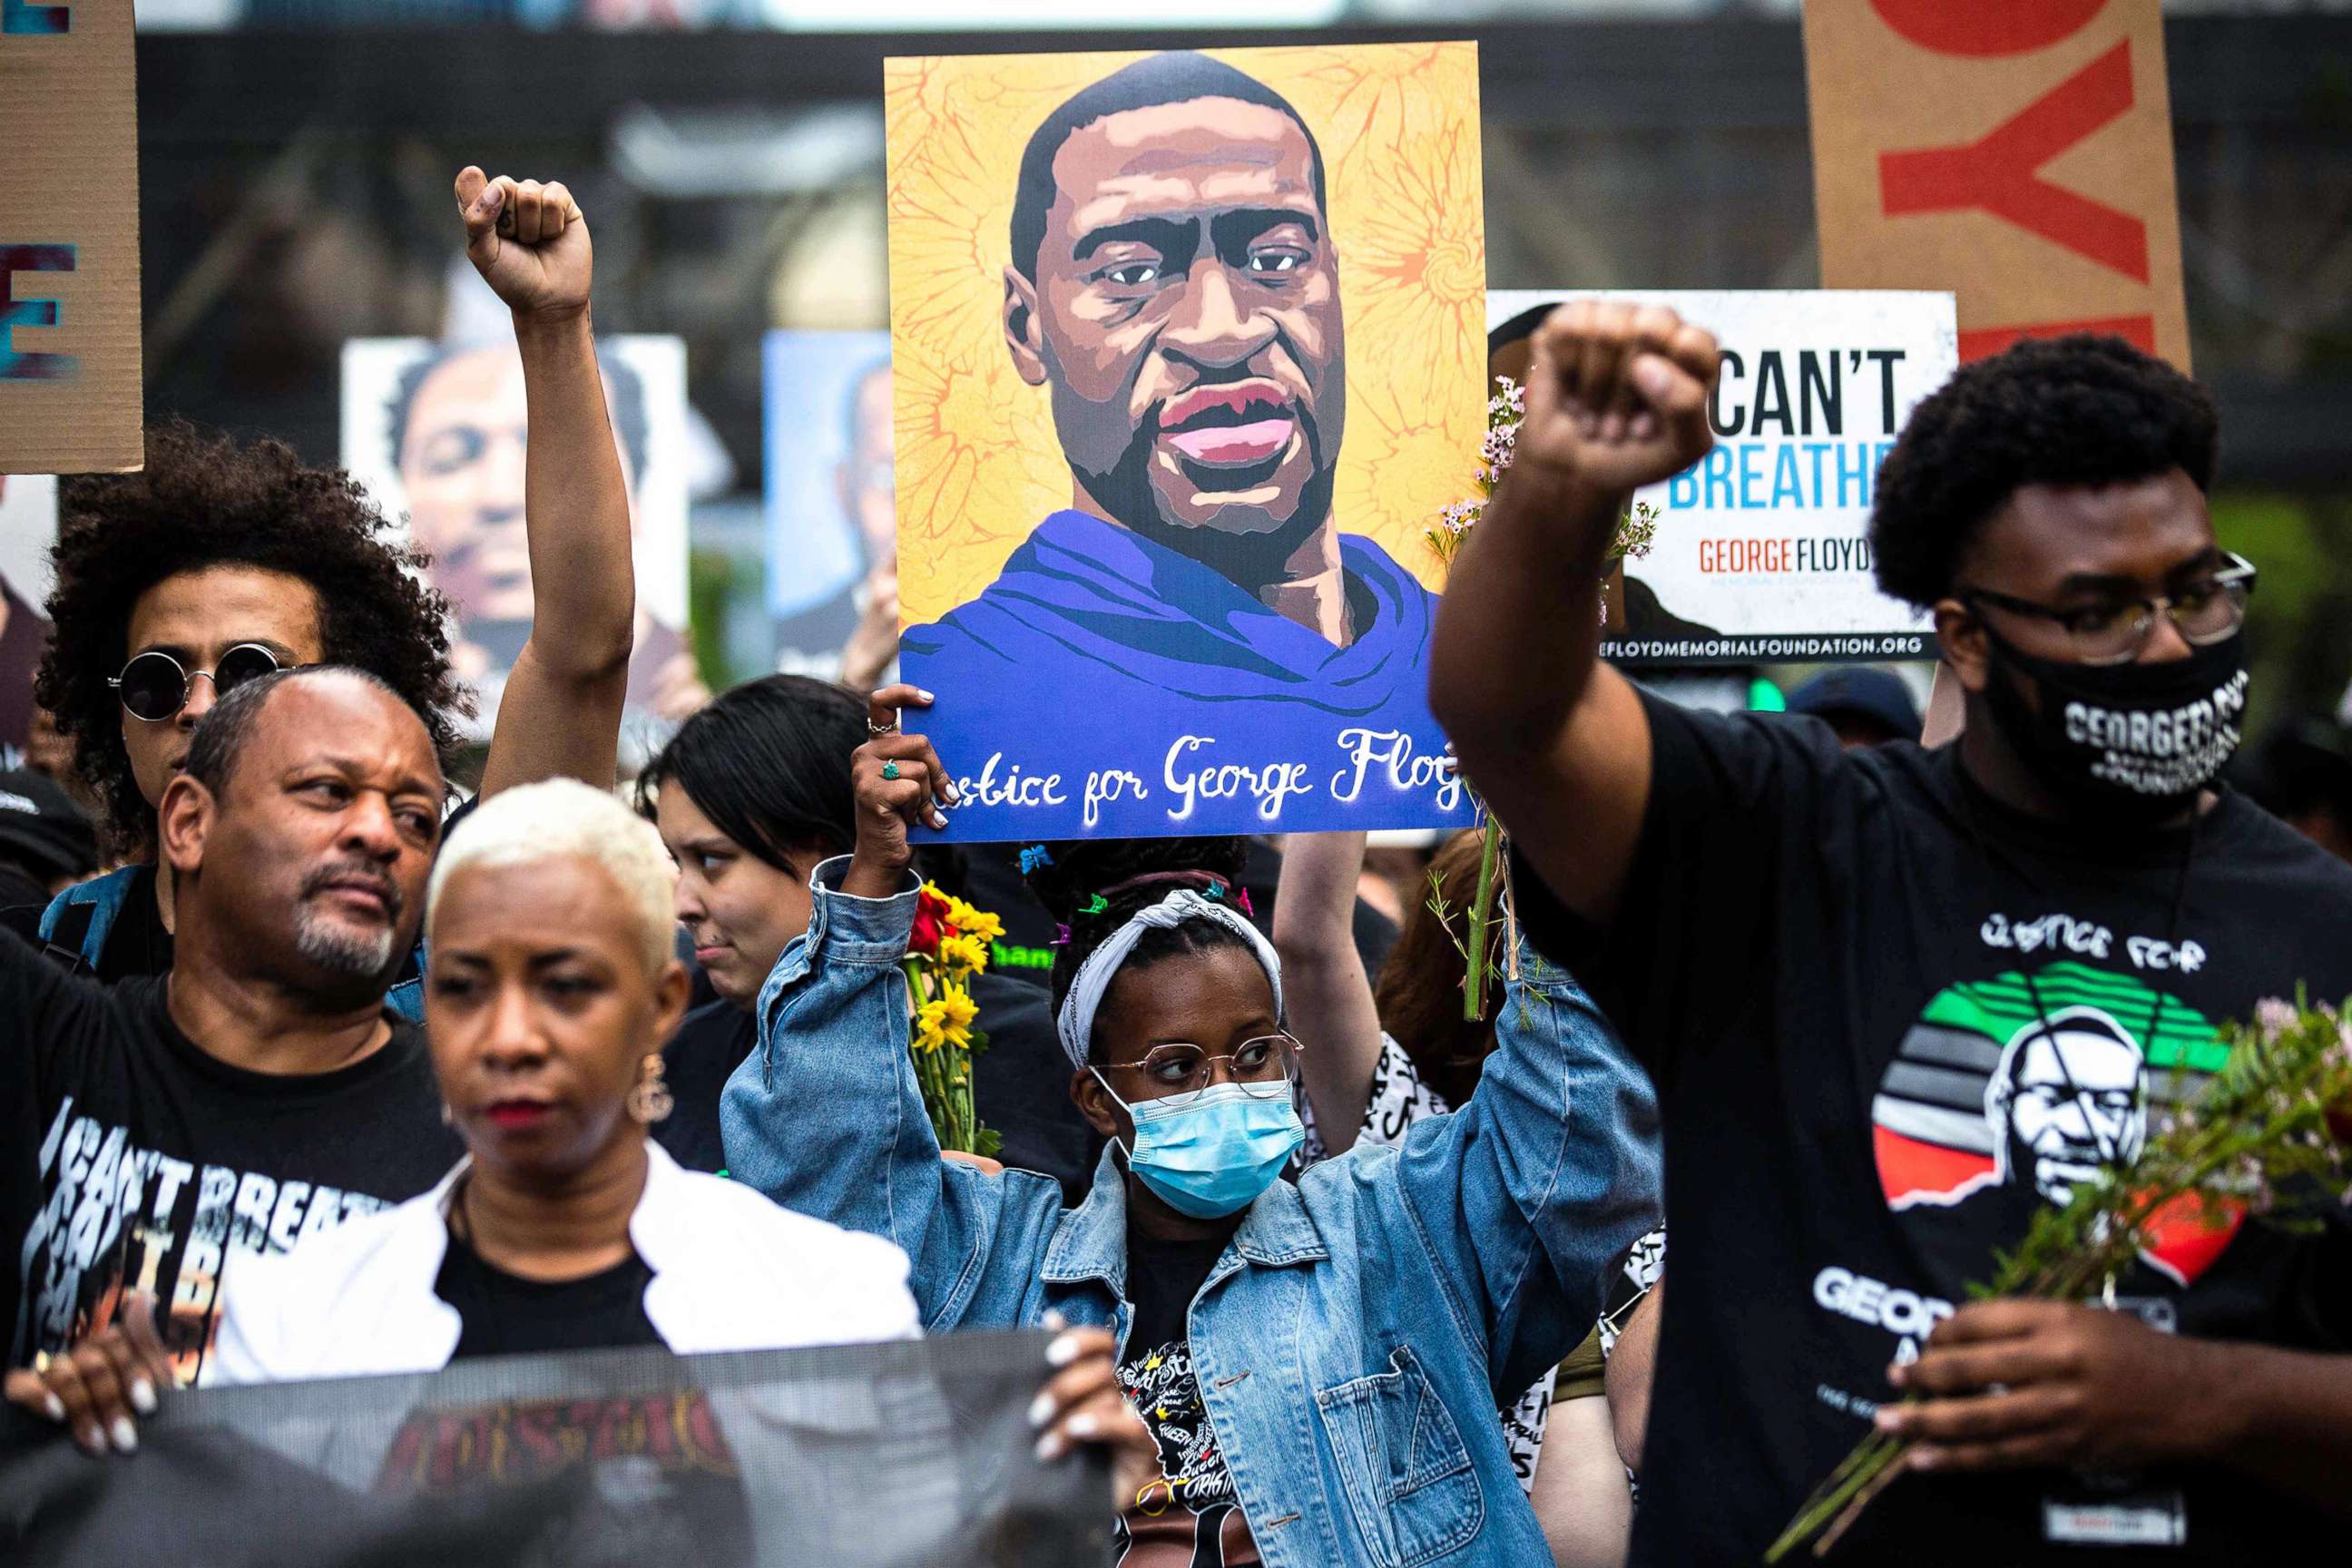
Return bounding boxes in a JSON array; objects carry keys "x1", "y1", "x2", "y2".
[{"x1": 1461, "y1": 817, "x2": 1503, "y2": 1023}]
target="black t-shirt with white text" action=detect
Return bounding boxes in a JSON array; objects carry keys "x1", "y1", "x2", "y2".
[
  {"x1": 1516, "y1": 693, "x2": 2352, "y2": 1566},
  {"x1": 3, "y1": 929, "x2": 460, "y2": 1381}
]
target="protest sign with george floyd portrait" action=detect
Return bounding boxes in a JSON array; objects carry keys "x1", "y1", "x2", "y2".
[{"x1": 887, "y1": 44, "x2": 1486, "y2": 841}]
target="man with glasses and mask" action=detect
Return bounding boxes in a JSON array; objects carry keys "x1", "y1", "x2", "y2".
[
  {"x1": 2, "y1": 167, "x2": 642, "y2": 1001},
  {"x1": 2, "y1": 667, "x2": 462, "y2": 1391},
  {"x1": 1433, "y1": 319, "x2": 2352, "y2": 1563}
]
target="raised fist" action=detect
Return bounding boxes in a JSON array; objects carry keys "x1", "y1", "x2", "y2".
[
  {"x1": 1513, "y1": 300, "x2": 1720, "y2": 498},
  {"x1": 455, "y1": 165, "x2": 591, "y2": 320}
]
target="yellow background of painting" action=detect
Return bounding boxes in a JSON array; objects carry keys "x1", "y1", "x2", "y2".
[{"x1": 885, "y1": 42, "x2": 1486, "y2": 624}]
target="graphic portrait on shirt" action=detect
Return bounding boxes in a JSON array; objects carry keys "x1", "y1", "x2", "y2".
[
  {"x1": 886, "y1": 43, "x2": 1485, "y2": 839},
  {"x1": 339, "y1": 335, "x2": 702, "y2": 740},
  {"x1": 1487, "y1": 289, "x2": 1953, "y2": 667},
  {"x1": 764, "y1": 331, "x2": 895, "y2": 679},
  {"x1": 1870, "y1": 959, "x2": 2242, "y2": 1285}
]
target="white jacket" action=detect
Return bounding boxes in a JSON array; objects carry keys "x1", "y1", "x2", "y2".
[{"x1": 203, "y1": 1141, "x2": 919, "y2": 1385}]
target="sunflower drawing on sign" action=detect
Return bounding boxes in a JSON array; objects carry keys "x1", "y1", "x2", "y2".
[{"x1": 887, "y1": 44, "x2": 1485, "y2": 842}]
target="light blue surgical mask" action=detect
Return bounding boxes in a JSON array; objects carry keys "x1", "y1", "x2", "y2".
[{"x1": 1092, "y1": 1075, "x2": 1305, "y2": 1220}]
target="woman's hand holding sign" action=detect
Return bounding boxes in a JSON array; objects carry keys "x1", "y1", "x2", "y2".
[{"x1": 846, "y1": 684, "x2": 958, "y2": 898}]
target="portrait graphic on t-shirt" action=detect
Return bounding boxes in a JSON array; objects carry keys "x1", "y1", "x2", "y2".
[
  {"x1": 886, "y1": 44, "x2": 1485, "y2": 839},
  {"x1": 1870, "y1": 961, "x2": 2241, "y2": 1286}
]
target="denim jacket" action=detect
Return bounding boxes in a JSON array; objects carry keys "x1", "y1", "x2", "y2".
[{"x1": 722, "y1": 858, "x2": 1663, "y2": 1568}]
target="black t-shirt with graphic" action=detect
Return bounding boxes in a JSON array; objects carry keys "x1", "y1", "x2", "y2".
[
  {"x1": 1116, "y1": 1227, "x2": 1259, "y2": 1568},
  {"x1": 435, "y1": 1235, "x2": 661, "y2": 1360},
  {"x1": 1515, "y1": 693, "x2": 2352, "y2": 1566},
  {"x1": 2, "y1": 928, "x2": 460, "y2": 1381}
]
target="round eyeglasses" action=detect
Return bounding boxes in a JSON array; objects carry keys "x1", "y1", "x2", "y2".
[
  {"x1": 1963, "y1": 554, "x2": 2256, "y2": 667},
  {"x1": 109, "y1": 643, "x2": 285, "y2": 722},
  {"x1": 1108, "y1": 1034, "x2": 1302, "y2": 1110}
]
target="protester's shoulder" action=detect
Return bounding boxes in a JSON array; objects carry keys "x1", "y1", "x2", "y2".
[
  {"x1": 681, "y1": 1166, "x2": 912, "y2": 1285},
  {"x1": 233, "y1": 1183, "x2": 442, "y2": 1313},
  {"x1": 1644, "y1": 686, "x2": 1941, "y2": 811},
  {"x1": 0, "y1": 898, "x2": 43, "y2": 946},
  {"x1": 2210, "y1": 788, "x2": 2352, "y2": 907}
]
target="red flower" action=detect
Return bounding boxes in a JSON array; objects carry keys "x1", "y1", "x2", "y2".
[{"x1": 909, "y1": 886, "x2": 955, "y2": 959}]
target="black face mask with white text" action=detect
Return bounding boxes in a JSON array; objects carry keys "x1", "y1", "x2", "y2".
[{"x1": 1979, "y1": 625, "x2": 2249, "y2": 824}]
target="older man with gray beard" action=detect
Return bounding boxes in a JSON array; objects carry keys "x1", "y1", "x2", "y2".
[{"x1": 1, "y1": 668, "x2": 462, "y2": 1396}]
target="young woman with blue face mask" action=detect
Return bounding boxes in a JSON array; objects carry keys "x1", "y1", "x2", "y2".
[{"x1": 719, "y1": 685, "x2": 1664, "y2": 1568}]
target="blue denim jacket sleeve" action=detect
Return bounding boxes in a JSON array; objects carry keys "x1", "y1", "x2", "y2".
[
  {"x1": 718, "y1": 856, "x2": 1066, "y2": 1332},
  {"x1": 1375, "y1": 943, "x2": 1662, "y2": 1402}
]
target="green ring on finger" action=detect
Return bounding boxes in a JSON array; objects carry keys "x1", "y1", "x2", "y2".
[{"x1": 881, "y1": 760, "x2": 901, "y2": 781}]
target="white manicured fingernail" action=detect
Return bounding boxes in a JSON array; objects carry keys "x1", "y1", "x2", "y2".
[
  {"x1": 78, "y1": 1426, "x2": 104, "y2": 1455},
  {"x1": 1027, "y1": 1390, "x2": 1054, "y2": 1429},
  {"x1": 1042, "y1": 1309, "x2": 1066, "y2": 1331},
  {"x1": 1034, "y1": 1431, "x2": 1065, "y2": 1463},
  {"x1": 129, "y1": 1380, "x2": 157, "y2": 1416},
  {"x1": 916, "y1": 690, "x2": 935, "y2": 703},
  {"x1": 42, "y1": 1392, "x2": 64, "y2": 1422},
  {"x1": 111, "y1": 1416, "x2": 138, "y2": 1454},
  {"x1": 1047, "y1": 1334, "x2": 1080, "y2": 1367},
  {"x1": 1067, "y1": 1414, "x2": 1098, "y2": 1438}
]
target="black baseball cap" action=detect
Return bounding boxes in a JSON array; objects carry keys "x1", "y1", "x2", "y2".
[
  {"x1": 0, "y1": 769, "x2": 98, "y2": 887},
  {"x1": 1785, "y1": 668, "x2": 1922, "y2": 743}
]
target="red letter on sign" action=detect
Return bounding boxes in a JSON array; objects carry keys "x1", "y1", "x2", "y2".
[
  {"x1": 1958, "y1": 314, "x2": 2155, "y2": 363},
  {"x1": 1878, "y1": 42, "x2": 2148, "y2": 282},
  {"x1": 1869, "y1": 0, "x2": 2106, "y2": 59}
]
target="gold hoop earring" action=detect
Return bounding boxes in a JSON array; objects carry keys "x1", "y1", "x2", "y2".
[{"x1": 626, "y1": 1052, "x2": 673, "y2": 1125}]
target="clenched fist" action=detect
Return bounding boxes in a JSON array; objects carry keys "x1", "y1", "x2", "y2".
[
  {"x1": 1514, "y1": 300, "x2": 1720, "y2": 497},
  {"x1": 455, "y1": 165, "x2": 591, "y2": 321}
]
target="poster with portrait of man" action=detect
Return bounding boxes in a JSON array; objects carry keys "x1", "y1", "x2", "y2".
[
  {"x1": 1487, "y1": 289, "x2": 1955, "y2": 665},
  {"x1": 764, "y1": 330, "x2": 896, "y2": 680},
  {"x1": 0, "y1": 475, "x2": 59, "y2": 761},
  {"x1": 887, "y1": 44, "x2": 1486, "y2": 840},
  {"x1": 339, "y1": 334, "x2": 701, "y2": 745}
]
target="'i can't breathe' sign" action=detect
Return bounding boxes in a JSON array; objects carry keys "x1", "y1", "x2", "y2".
[{"x1": 1489, "y1": 289, "x2": 1956, "y2": 667}]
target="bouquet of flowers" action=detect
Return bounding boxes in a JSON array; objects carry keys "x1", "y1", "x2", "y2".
[
  {"x1": 1427, "y1": 375, "x2": 1660, "y2": 1021},
  {"x1": 904, "y1": 884, "x2": 1005, "y2": 1158},
  {"x1": 1768, "y1": 993, "x2": 2352, "y2": 1560}
]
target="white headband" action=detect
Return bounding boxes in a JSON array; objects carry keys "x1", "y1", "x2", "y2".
[{"x1": 1053, "y1": 888, "x2": 1286, "y2": 1069}]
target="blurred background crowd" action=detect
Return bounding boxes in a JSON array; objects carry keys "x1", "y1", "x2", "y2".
[{"x1": 6, "y1": 0, "x2": 2352, "y2": 856}]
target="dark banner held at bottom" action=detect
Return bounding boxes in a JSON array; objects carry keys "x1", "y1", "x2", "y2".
[{"x1": 1, "y1": 1330, "x2": 1108, "y2": 1568}]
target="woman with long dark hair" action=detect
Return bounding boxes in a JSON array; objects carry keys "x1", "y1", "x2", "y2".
[{"x1": 634, "y1": 674, "x2": 1089, "y2": 1190}]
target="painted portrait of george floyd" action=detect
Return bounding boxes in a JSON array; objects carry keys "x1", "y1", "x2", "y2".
[{"x1": 887, "y1": 44, "x2": 1486, "y2": 840}]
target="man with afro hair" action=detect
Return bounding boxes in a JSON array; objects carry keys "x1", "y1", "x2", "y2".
[
  {"x1": 1434, "y1": 308, "x2": 2352, "y2": 1562},
  {"x1": 5, "y1": 167, "x2": 646, "y2": 995}
]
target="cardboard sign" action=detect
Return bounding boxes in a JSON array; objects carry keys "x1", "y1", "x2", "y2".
[
  {"x1": 764, "y1": 330, "x2": 894, "y2": 680},
  {"x1": 1489, "y1": 289, "x2": 1954, "y2": 665},
  {"x1": 0, "y1": 2, "x2": 142, "y2": 472},
  {"x1": 886, "y1": 44, "x2": 1485, "y2": 840},
  {"x1": 339, "y1": 335, "x2": 699, "y2": 749},
  {"x1": 1802, "y1": 0, "x2": 2188, "y2": 369}
]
